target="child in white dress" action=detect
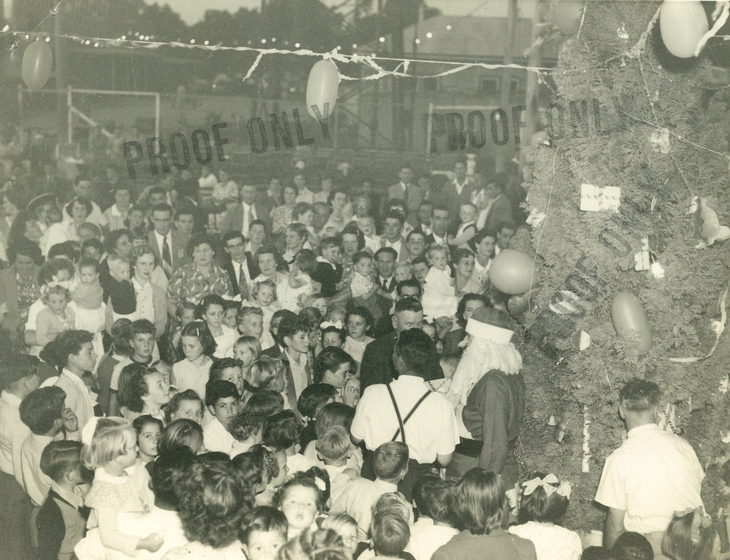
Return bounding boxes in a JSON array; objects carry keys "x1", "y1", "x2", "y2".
[
  {"x1": 197, "y1": 294, "x2": 237, "y2": 359},
  {"x1": 74, "y1": 418, "x2": 163, "y2": 560},
  {"x1": 249, "y1": 279, "x2": 281, "y2": 350},
  {"x1": 69, "y1": 257, "x2": 107, "y2": 369},
  {"x1": 277, "y1": 250, "x2": 318, "y2": 312},
  {"x1": 35, "y1": 284, "x2": 76, "y2": 353},
  {"x1": 422, "y1": 245, "x2": 459, "y2": 321}
]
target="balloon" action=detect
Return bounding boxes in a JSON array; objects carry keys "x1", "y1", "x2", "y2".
[
  {"x1": 306, "y1": 60, "x2": 339, "y2": 120},
  {"x1": 21, "y1": 42, "x2": 53, "y2": 90},
  {"x1": 552, "y1": 1, "x2": 583, "y2": 36},
  {"x1": 531, "y1": 131, "x2": 550, "y2": 147},
  {"x1": 611, "y1": 292, "x2": 652, "y2": 353},
  {"x1": 488, "y1": 250, "x2": 536, "y2": 295},
  {"x1": 659, "y1": 0, "x2": 708, "y2": 58}
]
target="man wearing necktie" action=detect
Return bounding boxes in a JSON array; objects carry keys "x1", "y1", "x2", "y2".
[
  {"x1": 221, "y1": 231, "x2": 255, "y2": 301},
  {"x1": 148, "y1": 204, "x2": 187, "y2": 279}
]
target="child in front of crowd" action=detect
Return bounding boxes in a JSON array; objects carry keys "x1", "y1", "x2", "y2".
[
  {"x1": 264, "y1": 410, "x2": 310, "y2": 475},
  {"x1": 132, "y1": 415, "x2": 163, "y2": 465},
  {"x1": 509, "y1": 472, "x2": 582, "y2": 560},
  {"x1": 75, "y1": 418, "x2": 163, "y2": 559},
  {"x1": 448, "y1": 202, "x2": 478, "y2": 251},
  {"x1": 96, "y1": 319, "x2": 133, "y2": 415},
  {"x1": 197, "y1": 294, "x2": 237, "y2": 359},
  {"x1": 305, "y1": 293, "x2": 329, "y2": 318},
  {"x1": 70, "y1": 257, "x2": 106, "y2": 366},
  {"x1": 223, "y1": 299, "x2": 241, "y2": 330},
  {"x1": 160, "y1": 300, "x2": 197, "y2": 364},
  {"x1": 316, "y1": 425, "x2": 359, "y2": 506},
  {"x1": 35, "y1": 283, "x2": 76, "y2": 351},
  {"x1": 321, "y1": 513, "x2": 363, "y2": 556},
  {"x1": 330, "y1": 441, "x2": 410, "y2": 536},
  {"x1": 412, "y1": 256, "x2": 430, "y2": 286},
  {"x1": 241, "y1": 506, "x2": 289, "y2": 560},
  {"x1": 321, "y1": 321, "x2": 346, "y2": 350},
  {"x1": 348, "y1": 251, "x2": 383, "y2": 326},
  {"x1": 250, "y1": 443, "x2": 287, "y2": 507},
  {"x1": 233, "y1": 336, "x2": 262, "y2": 402},
  {"x1": 210, "y1": 357, "x2": 245, "y2": 397},
  {"x1": 36, "y1": 440, "x2": 89, "y2": 560},
  {"x1": 278, "y1": 250, "x2": 319, "y2": 312},
  {"x1": 158, "y1": 418, "x2": 204, "y2": 456},
  {"x1": 343, "y1": 306, "x2": 374, "y2": 366},
  {"x1": 357, "y1": 215, "x2": 381, "y2": 255},
  {"x1": 246, "y1": 390, "x2": 285, "y2": 419},
  {"x1": 106, "y1": 254, "x2": 136, "y2": 322},
  {"x1": 108, "y1": 319, "x2": 157, "y2": 417},
  {"x1": 202, "y1": 380, "x2": 240, "y2": 455},
  {"x1": 297, "y1": 384, "x2": 338, "y2": 452},
  {"x1": 394, "y1": 262, "x2": 414, "y2": 284},
  {"x1": 422, "y1": 245, "x2": 458, "y2": 322},
  {"x1": 369, "y1": 512, "x2": 411, "y2": 560},
  {"x1": 274, "y1": 470, "x2": 328, "y2": 540},
  {"x1": 303, "y1": 402, "x2": 362, "y2": 473},
  {"x1": 165, "y1": 389, "x2": 204, "y2": 425},
  {"x1": 248, "y1": 356, "x2": 290, "y2": 410},
  {"x1": 311, "y1": 237, "x2": 343, "y2": 299},
  {"x1": 230, "y1": 412, "x2": 266, "y2": 458},
  {"x1": 250, "y1": 279, "x2": 281, "y2": 350},
  {"x1": 408, "y1": 478, "x2": 460, "y2": 560},
  {"x1": 171, "y1": 321, "x2": 216, "y2": 400},
  {"x1": 313, "y1": 347, "x2": 359, "y2": 407}
]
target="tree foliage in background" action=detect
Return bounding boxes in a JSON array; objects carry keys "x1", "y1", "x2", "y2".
[{"x1": 514, "y1": 0, "x2": 730, "y2": 532}]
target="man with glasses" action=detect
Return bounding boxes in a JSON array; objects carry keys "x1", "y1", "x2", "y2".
[
  {"x1": 360, "y1": 297, "x2": 443, "y2": 391},
  {"x1": 221, "y1": 231, "x2": 257, "y2": 300}
]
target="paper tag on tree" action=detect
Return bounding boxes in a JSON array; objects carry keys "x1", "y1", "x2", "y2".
[
  {"x1": 580, "y1": 184, "x2": 621, "y2": 212},
  {"x1": 634, "y1": 237, "x2": 651, "y2": 271}
]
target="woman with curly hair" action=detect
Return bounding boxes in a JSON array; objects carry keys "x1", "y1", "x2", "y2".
[
  {"x1": 116, "y1": 363, "x2": 170, "y2": 422},
  {"x1": 161, "y1": 460, "x2": 255, "y2": 559}
]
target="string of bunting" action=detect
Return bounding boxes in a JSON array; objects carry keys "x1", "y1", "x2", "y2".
[{"x1": 0, "y1": 30, "x2": 553, "y2": 83}]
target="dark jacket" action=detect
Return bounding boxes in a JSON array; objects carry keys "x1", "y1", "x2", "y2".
[
  {"x1": 35, "y1": 489, "x2": 90, "y2": 560},
  {"x1": 359, "y1": 331, "x2": 443, "y2": 391}
]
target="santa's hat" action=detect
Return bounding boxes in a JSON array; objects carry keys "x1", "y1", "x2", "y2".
[{"x1": 465, "y1": 307, "x2": 514, "y2": 345}]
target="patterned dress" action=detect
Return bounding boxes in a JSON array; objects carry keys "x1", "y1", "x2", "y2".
[{"x1": 167, "y1": 264, "x2": 233, "y2": 308}]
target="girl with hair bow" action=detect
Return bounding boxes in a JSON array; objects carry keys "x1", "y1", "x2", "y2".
[{"x1": 509, "y1": 473, "x2": 583, "y2": 560}]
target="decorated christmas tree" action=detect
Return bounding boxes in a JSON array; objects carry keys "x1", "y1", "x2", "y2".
[{"x1": 514, "y1": 0, "x2": 730, "y2": 531}]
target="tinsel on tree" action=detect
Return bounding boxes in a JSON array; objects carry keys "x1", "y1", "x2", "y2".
[{"x1": 513, "y1": 0, "x2": 730, "y2": 532}]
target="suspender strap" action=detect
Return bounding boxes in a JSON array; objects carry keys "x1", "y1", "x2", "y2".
[
  {"x1": 386, "y1": 384, "x2": 406, "y2": 444},
  {"x1": 387, "y1": 385, "x2": 432, "y2": 443}
]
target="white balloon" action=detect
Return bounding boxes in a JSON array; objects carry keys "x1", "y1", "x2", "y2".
[{"x1": 660, "y1": 0, "x2": 708, "y2": 58}]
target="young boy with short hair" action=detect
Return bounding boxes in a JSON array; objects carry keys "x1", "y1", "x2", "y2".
[
  {"x1": 331, "y1": 441, "x2": 410, "y2": 535},
  {"x1": 278, "y1": 315, "x2": 313, "y2": 401},
  {"x1": 202, "y1": 379, "x2": 240, "y2": 454},
  {"x1": 108, "y1": 319, "x2": 157, "y2": 416},
  {"x1": 19, "y1": 386, "x2": 77, "y2": 508},
  {"x1": 316, "y1": 425, "x2": 358, "y2": 505},
  {"x1": 36, "y1": 440, "x2": 89, "y2": 560},
  {"x1": 311, "y1": 237, "x2": 343, "y2": 298},
  {"x1": 263, "y1": 410, "x2": 310, "y2": 475},
  {"x1": 371, "y1": 512, "x2": 411, "y2": 560},
  {"x1": 229, "y1": 412, "x2": 266, "y2": 459}
]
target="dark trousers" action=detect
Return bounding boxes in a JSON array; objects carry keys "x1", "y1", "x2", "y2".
[
  {"x1": 361, "y1": 449, "x2": 439, "y2": 502},
  {"x1": 0, "y1": 471, "x2": 32, "y2": 560}
]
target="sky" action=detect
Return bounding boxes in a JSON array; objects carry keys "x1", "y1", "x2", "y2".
[{"x1": 143, "y1": 0, "x2": 537, "y2": 25}]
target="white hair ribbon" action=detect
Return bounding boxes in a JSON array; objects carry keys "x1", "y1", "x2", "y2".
[
  {"x1": 522, "y1": 474, "x2": 572, "y2": 500},
  {"x1": 81, "y1": 416, "x2": 101, "y2": 447},
  {"x1": 321, "y1": 320, "x2": 343, "y2": 330}
]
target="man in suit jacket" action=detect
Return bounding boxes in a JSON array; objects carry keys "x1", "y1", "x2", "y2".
[
  {"x1": 425, "y1": 206, "x2": 450, "y2": 247},
  {"x1": 476, "y1": 174, "x2": 515, "y2": 233},
  {"x1": 439, "y1": 161, "x2": 475, "y2": 229},
  {"x1": 360, "y1": 298, "x2": 443, "y2": 391},
  {"x1": 220, "y1": 184, "x2": 273, "y2": 237},
  {"x1": 387, "y1": 165, "x2": 425, "y2": 225},
  {"x1": 148, "y1": 203, "x2": 188, "y2": 278},
  {"x1": 220, "y1": 231, "x2": 258, "y2": 301},
  {"x1": 0, "y1": 239, "x2": 41, "y2": 336}
]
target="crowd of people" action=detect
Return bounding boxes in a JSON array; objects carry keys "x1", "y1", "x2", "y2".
[{"x1": 0, "y1": 156, "x2": 723, "y2": 560}]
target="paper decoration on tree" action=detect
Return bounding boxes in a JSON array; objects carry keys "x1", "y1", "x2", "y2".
[
  {"x1": 526, "y1": 209, "x2": 546, "y2": 228},
  {"x1": 582, "y1": 406, "x2": 591, "y2": 473},
  {"x1": 689, "y1": 197, "x2": 730, "y2": 247},
  {"x1": 635, "y1": 237, "x2": 651, "y2": 271},
  {"x1": 580, "y1": 184, "x2": 621, "y2": 212},
  {"x1": 649, "y1": 128, "x2": 671, "y2": 153},
  {"x1": 657, "y1": 402, "x2": 680, "y2": 434},
  {"x1": 570, "y1": 330, "x2": 592, "y2": 351}
]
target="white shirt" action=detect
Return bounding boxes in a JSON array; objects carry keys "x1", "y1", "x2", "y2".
[
  {"x1": 285, "y1": 348, "x2": 309, "y2": 399},
  {"x1": 452, "y1": 178, "x2": 470, "y2": 196},
  {"x1": 20, "y1": 433, "x2": 54, "y2": 506},
  {"x1": 296, "y1": 188, "x2": 315, "y2": 205},
  {"x1": 172, "y1": 357, "x2": 213, "y2": 400},
  {"x1": 154, "y1": 230, "x2": 173, "y2": 263},
  {"x1": 330, "y1": 477, "x2": 400, "y2": 535},
  {"x1": 409, "y1": 524, "x2": 460, "y2": 560},
  {"x1": 351, "y1": 375, "x2": 460, "y2": 464},
  {"x1": 509, "y1": 522, "x2": 582, "y2": 560},
  {"x1": 113, "y1": 506, "x2": 188, "y2": 560},
  {"x1": 594, "y1": 423, "x2": 704, "y2": 534},
  {"x1": 212, "y1": 324, "x2": 238, "y2": 359},
  {"x1": 55, "y1": 369, "x2": 94, "y2": 435},
  {"x1": 385, "y1": 238, "x2": 404, "y2": 261},
  {"x1": 203, "y1": 417, "x2": 235, "y2": 455},
  {"x1": 133, "y1": 277, "x2": 155, "y2": 323},
  {"x1": 0, "y1": 391, "x2": 30, "y2": 483},
  {"x1": 241, "y1": 202, "x2": 257, "y2": 237},
  {"x1": 430, "y1": 232, "x2": 446, "y2": 245}
]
